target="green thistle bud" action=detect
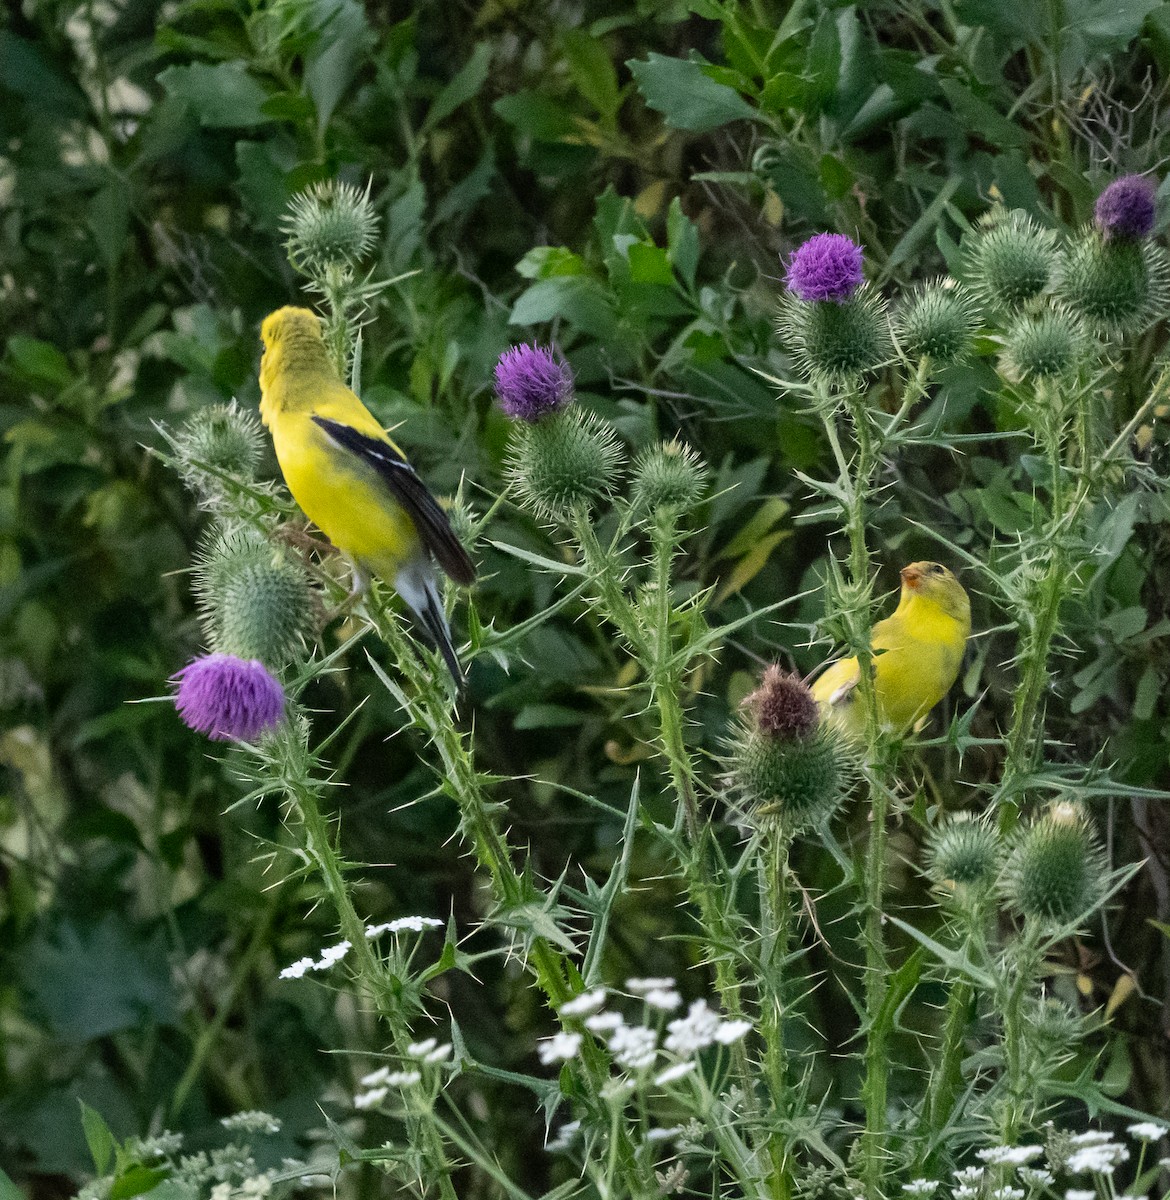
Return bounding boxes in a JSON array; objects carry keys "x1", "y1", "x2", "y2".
[
  {"x1": 282, "y1": 180, "x2": 379, "y2": 275},
  {"x1": 1003, "y1": 308, "x2": 1085, "y2": 380},
  {"x1": 1058, "y1": 230, "x2": 1170, "y2": 335},
  {"x1": 1001, "y1": 800, "x2": 1106, "y2": 925},
  {"x1": 732, "y1": 666, "x2": 849, "y2": 832},
  {"x1": 967, "y1": 210, "x2": 1059, "y2": 312},
  {"x1": 631, "y1": 440, "x2": 708, "y2": 516},
  {"x1": 1024, "y1": 995, "x2": 1083, "y2": 1047},
  {"x1": 924, "y1": 812, "x2": 1000, "y2": 890},
  {"x1": 777, "y1": 286, "x2": 892, "y2": 385},
  {"x1": 170, "y1": 402, "x2": 264, "y2": 510},
  {"x1": 895, "y1": 281, "x2": 981, "y2": 365},
  {"x1": 194, "y1": 526, "x2": 315, "y2": 666},
  {"x1": 506, "y1": 407, "x2": 623, "y2": 523}
]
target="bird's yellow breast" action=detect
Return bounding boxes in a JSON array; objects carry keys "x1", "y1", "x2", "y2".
[
  {"x1": 264, "y1": 373, "x2": 420, "y2": 573},
  {"x1": 870, "y1": 597, "x2": 966, "y2": 729}
]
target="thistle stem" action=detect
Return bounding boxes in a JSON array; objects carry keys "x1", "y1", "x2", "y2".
[{"x1": 757, "y1": 828, "x2": 794, "y2": 1199}]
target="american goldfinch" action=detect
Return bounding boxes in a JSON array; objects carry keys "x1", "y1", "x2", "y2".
[
  {"x1": 259, "y1": 306, "x2": 475, "y2": 683},
  {"x1": 811, "y1": 562, "x2": 970, "y2": 738}
]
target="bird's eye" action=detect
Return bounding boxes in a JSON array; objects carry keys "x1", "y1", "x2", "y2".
[{"x1": 930, "y1": 564, "x2": 944, "y2": 574}]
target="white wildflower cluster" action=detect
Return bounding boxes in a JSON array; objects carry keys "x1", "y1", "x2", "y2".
[
  {"x1": 1019, "y1": 1167, "x2": 1053, "y2": 1187},
  {"x1": 361, "y1": 1065, "x2": 422, "y2": 1088},
  {"x1": 1127, "y1": 1120, "x2": 1167, "y2": 1142},
  {"x1": 951, "y1": 1165, "x2": 983, "y2": 1199},
  {"x1": 278, "y1": 939, "x2": 351, "y2": 979},
  {"x1": 559, "y1": 988, "x2": 607, "y2": 1017},
  {"x1": 989, "y1": 1188, "x2": 1023, "y2": 1200},
  {"x1": 220, "y1": 1111, "x2": 281, "y2": 1136},
  {"x1": 608, "y1": 1024, "x2": 658, "y2": 1070},
  {"x1": 1064, "y1": 1190, "x2": 1096, "y2": 1200},
  {"x1": 1064, "y1": 1131, "x2": 1129, "y2": 1175},
  {"x1": 977, "y1": 1145, "x2": 1044, "y2": 1166},
  {"x1": 407, "y1": 1038, "x2": 453, "y2": 1064},
  {"x1": 365, "y1": 916, "x2": 444, "y2": 938},
  {"x1": 546, "y1": 1120, "x2": 581, "y2": 1152},
  {"x1": 538, "y1": 1031, "x2": 584, "y2": 1065},
  {"x1": 210, "y1": 1176, "x2": 272, "y2": 1200},
  {"x1": 540, "y1": 977, "x2": 751, "y2": 1080},
  {"x1": 902, "y1": 1178, "x2": 939, "y2": 1195}
]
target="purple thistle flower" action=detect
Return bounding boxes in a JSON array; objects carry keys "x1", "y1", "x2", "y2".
[
  {"x1": 1095, "y1": 175, "x2": 1157, "y2": 240},
  {"x1": 785, "y1": 233, "x2": 865, "y2": 303},
  {"x1": 173, "y1": 653, "x2": 285, "y2": 742},
  {"x1": 745, "y1": 665, "x2": 819, "y2": 740},
  {"x1": 494, "y1": 344, "x2": 573, "y2": 422}
]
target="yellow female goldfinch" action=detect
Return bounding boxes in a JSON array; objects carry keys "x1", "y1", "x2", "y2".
[
  {"x1": 259, "y1": 306, "x2": 475, "y2": 683},
  {"x1": 811, "y1": 562, "x2": 970, "y2": 738}
]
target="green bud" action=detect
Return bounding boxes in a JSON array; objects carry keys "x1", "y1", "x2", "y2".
[
  {"x1": 777, "y1": 286, "x2": 892, "y2": 385},
  {"x1": 195, "y1": 526, "x2": 315, "y2": 666},
  {"x1": 171, "y1": 402, "x2": 264, "y2": 510},
  {"x1": 924, "y1": 813, "x2": 1000, "y2": 890},
  {"x1": 506, "y1": 407, "x2": 623, "y2": 523},
  {"x1": 282, "y1": 180, "x2": 379, "y2": 275},
  {"x1": 631, "y1": 439, "x2": 708, "y2": 516},
  {"x1": 1058, "y1": 231, "x2": 1169, "y2": 335},
  {"x1": 732, "y1": 666, "x2": 849, "y2": 832},
  {"x1": 1003, "y1": 309, "x2": 1085, "y2": 380},
  {"x1": 967, "y1": 210, "x2": 1059, "y2": 312},
  {"x1": 1024, "y1": 995, "x2": 1083, "y2": 1047},
  {"x1": 1001, "y1": 800, "x2": 1105, "y2": 925},
  {"x1": 895, "y1": 281, "x2": 981, "y2": 365}
]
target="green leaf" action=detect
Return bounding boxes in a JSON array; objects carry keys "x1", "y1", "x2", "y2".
[
  {"x1": 494, "y1": 91, "x2": 577, "y2": 141},
  {"x1": 79, "y1": 1101, "x2": 116, "y2": 1176},
  {"x1": 158, "y1": 63, "x2": 271, "y2": 127},
  {"x1": 304, "y1": 0, "x2": 370, "y2": 135},
  {"x1": 515, "y1": 245, "x2": 587, "y2": 280},
  {"x1": 509, "y1": 278, "x2": 618, "y2": 340},
  {"x1": 109, "y1": 1166, "x2": 166, "y2": 1200},
  {"x1": 0, "y1": 1168, "x2": 24, "y2": 1200},
  {"x1": 424, "y1": 41, "x2": 494, "y2": 132},
  {"x1": 6, "y1": 336, "x2": 73, "y2": 388},
  {"x1": 627, "y1": 53, "x2": 757, "y2": 132},
  {"x1": 514, "y1": 704, "x2": 588, "y2": 730},
  {"x1": 625, "y1": 242, "x2": 675, "y2": 287},
  {"x1": 88, "y1": 179, "x2": 131, "y2": 271},
  {"x1": 666, "y1": 197, "x2": 699, "y2": 288},
  {"x1": 562, "y1": 29, "x2": 621, "y2": 121}
]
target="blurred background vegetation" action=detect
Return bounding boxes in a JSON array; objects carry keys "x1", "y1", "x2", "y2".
[{"x1": 5, "y1": 0, "x2": 1170, "y2": 1195}]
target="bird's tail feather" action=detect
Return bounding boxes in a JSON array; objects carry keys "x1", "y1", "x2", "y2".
[{"x1": 395, "y1": 563, "x2": 464, "y2": 688}]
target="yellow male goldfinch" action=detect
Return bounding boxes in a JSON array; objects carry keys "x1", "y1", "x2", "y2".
[
  {"x1": 811, "y1": 562, "x2": 970, "y2": 738},
  {"x1": 259, "y1": 306, "x2": 475, "y2": 683}
]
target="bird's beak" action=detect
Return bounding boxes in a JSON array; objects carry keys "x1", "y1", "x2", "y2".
[{"x1": 900, "y1": 565, "x2": 923, "y2": 590}]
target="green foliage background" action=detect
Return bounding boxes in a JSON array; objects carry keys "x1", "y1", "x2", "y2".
[{"x1": 4, "y1": 0, "x2": 1170, "y2": 1194}]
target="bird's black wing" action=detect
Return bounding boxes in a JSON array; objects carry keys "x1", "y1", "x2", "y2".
[{"x1": 312, "y1": 416, "x2": 477, "y2": 586}]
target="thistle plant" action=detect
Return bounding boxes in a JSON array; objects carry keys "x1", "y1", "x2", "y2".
[{"x1": 136, "y1": 171, "x2": 1170, "y2": 1200}]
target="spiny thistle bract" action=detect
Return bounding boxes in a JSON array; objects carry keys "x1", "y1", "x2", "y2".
[
  {"x1": 777, "y1": 285, "x2": 892, "y2": 386},
  {"x1": 631, "y1": 440, "x2": 708, "y2": 517},
  {"x1": 281, "y1": 180, "x2": 379, "y2": 275},
  {"x1": 924, "y1": 813, "x2": 1001, "y2": 890},
  {"x1": 1003, "y1": 308, "x2": 1086, "y2": 380},
  {"x1": 193, "y1": 526, "x2": 316, "y2": 666},
  {"x1": 967, "y1": 209, "x2": 1060, "y2": 312},
  {"x1": 505, "y1": 407, "x2": 623, "y2": 523},
  {"x1": 895, "y1": 281, "x2": 981, "y2": 365},
  {"x1": 1001, "y1": 799, "x2": 1106, "y2": 925},
  {"x1": 731, "y1": 666, "x2": 848, "y2": 831},
  {"x1": 169, "y1": 402, "x2": 264, "y2": 509},
  {"x1": 1058, "y1": 231, "x2": 1169, "y2": 335}
]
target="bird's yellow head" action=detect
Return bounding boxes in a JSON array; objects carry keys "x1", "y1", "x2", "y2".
[
  {"x1": 258, "y1": 306, "x2": 333, "y2": 424},
  {"x1": 899, "y1": 561, "x2": 970, "y2": 626}
]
